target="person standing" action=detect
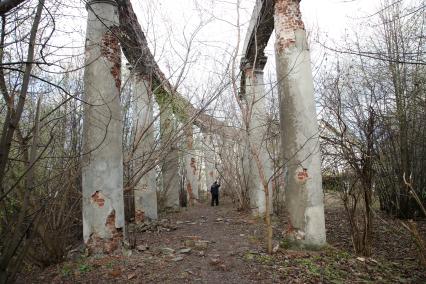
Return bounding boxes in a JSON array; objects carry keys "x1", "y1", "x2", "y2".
[{"x1": 210, "y1": 181, "x2": 220, "y2": 206}]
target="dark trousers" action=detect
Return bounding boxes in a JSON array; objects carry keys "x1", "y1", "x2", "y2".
[{"x1": 211, "y1": 193, "x2": 219, "y2": 206}]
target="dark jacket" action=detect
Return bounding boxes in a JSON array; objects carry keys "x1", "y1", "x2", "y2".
[{"x1": 210, "y1": 182, "x2": 220, "y2": 195}]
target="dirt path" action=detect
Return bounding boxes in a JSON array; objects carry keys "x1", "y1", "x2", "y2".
[
  {"x1": 21, "y1": 196, "x2": 426, "y2": 283},
  {"x1": 25, "y1": 199, "x2": 272, "y2": 284},
  {"x1": 131, "y1": 199, "x2": 267, "y2": 283}
]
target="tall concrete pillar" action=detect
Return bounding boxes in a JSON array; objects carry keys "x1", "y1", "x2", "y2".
[
  {"x1": 274, "y1": 0, "x2": 326, "y2": 247},
  {"x1": 133, "y1": 75, "x2": 158, "y2": 221},
  {"x1": 184, "y1": 125, "x2": 199, "y2": 205},
  {"x1": 243, "y1": 60, "x2": 273, "y2": 216},
  {"x1": 160, "y1": 104, "x2": 180, "y2": 209},
  {"x1": 203, "y1": 133, "x2": 216, "y2": 193},
  {"x1": 82, "y1": 0, "x2": 124, "y2": 253},
  {"x1": 241, "y1": 132, "x2": 254, "y2": 198}
]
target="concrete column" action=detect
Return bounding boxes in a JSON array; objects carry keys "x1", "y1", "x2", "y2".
[
  {"x1": 133, "y1": 75, "x2": 157, "y2": 221},
  {"x1": 241, "y1": 135, "x2": 254, "y2": 199},
  {"x1": 160, "y1": 105, "x2": 180, "y2": 209},
  {"x1": 203, "y1": 133, "x2": 216, "y2": 194},
  {"x1": 184, "y1": 125, "x2": 199, "y2": 205},
  {"x1": 274, "y1": 0, "x2": 326, "y2": 247},
  {"x1": 193, "y1": 134, "x2": 205, "y2": 199},
  {"x1": 244, "y1": 62, "x2": 273, "y2": 216},
  {"x1": 82, "y1": 0, "x2": 124, "y2": 254}
]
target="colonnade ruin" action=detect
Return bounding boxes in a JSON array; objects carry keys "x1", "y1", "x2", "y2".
[{"x1": 82, "y1": 0, "x2": 326, "y2": 253}]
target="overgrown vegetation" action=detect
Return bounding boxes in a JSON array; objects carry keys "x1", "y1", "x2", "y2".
[{"x1": 319, "y1": 0, "x2": 425, "y2": 258}]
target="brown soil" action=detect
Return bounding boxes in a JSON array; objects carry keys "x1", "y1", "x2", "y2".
[{"x1": 18, "y1": 194, "x2": 426, "y2": 283}]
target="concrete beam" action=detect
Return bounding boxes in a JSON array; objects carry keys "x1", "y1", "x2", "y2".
[
  {"x1": 241, "y1": 0, "x2": 275, "y2": 65},
  {"x1": 239, "y1": 0, "x2": 274, "y2": 100}
]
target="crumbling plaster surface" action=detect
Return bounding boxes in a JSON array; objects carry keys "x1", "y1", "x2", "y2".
[
  {"x1": 82, "y1": 0, "x2": 125, "y2": 252},
  {"x1": 185, "y1": 126, "x2": 199, "y2": 204},
  {"x1": 133, "y1": 76, "x2": 158, "y2": 221},
  {"x1": 274, "y1": 0, "x2": 326, "y2": 246},
  {"x1": 244, "y1": 68, "x2": 273, "y2": 216},
  {"x1": 203, "y1": 134, "x2": 216, "y2": 194},
  {"x1": 160, "y1": 106, "x2": 180, "y2": 209}
]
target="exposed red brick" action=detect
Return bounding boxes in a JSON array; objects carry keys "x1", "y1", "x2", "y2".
[
  {"x1": 244, "y1": 67, "x2": 254, "y2": 79},
  {"x1": 91, "y1": 191, "x2": 105, "y2": 207},
  {"x1": 285, "y1": 221, "x2": 294, "y2": 232},
  {"x1": 135, "y1": 209, "x2": 145, "y2": 224},
  {"x1": 86, "y1": 209, "x2": 123, "y2": 255},
  {"x1": 190, "y1": 157, "x2": 197, "y2": 175},
  {"x1": 101, "y1": 29, "x2": 122, "y2": 90},
  {"x1": 104, "y1": 210, "x2": 122, "y2": 254},
  {"x1": 186, "y1": 134, "x2": 193, "y2": 148},
  {"x1": 274, "y1": 0, "x2": 305, "y2": 52},
  {"x1": 186, "y1": 183, "x2": 194, "y2": 206}
]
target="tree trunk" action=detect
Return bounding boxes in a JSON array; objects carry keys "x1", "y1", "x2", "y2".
[{"x1": 0, "y1": 1, "x2": 44, "y2": 281}]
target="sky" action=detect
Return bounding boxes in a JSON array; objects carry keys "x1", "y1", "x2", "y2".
[{"x1": 302, "y1": 0, "x2": 378, "y2": 39}]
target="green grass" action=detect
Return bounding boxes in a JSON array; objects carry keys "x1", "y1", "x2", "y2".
[
  {"x1": 243, "y1": 251, "x2": 255, "y2": 261},
  {"x1": 105, "y1": 261, "x2": 113, "y2": 269},
  {"x1": 60, "y1": 264, "x2": 72, "y2": 277},
  {"x1": 254, "y1": 254, "x2": 274, "y2": 265},
  {"x1": 78, "y1": 263, "x2": 92, "y2": 273},
  {"x1": 294, "y1": 258, "x2": 321, "y2": 277}
]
